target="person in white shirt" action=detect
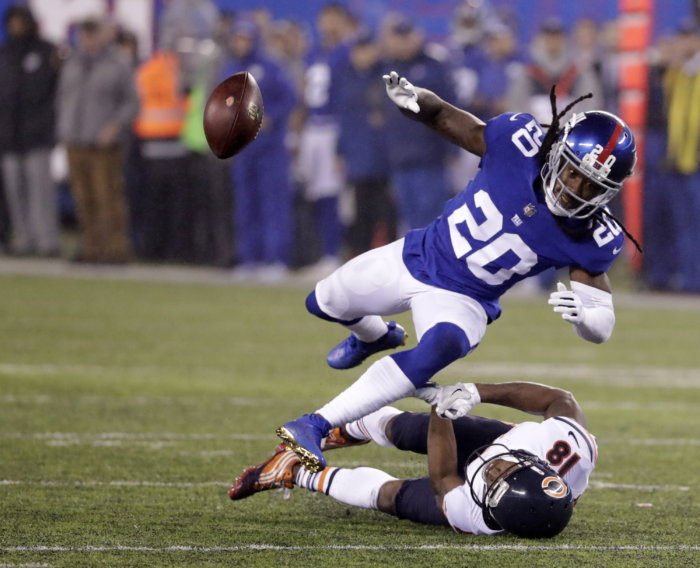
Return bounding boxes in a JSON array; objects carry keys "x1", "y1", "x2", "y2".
[{"x1": 229, "y1": 381, "x2": 596, "y2": 538}]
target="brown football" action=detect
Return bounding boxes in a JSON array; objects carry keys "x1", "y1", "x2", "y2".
[{"x1": 203, "y1": 71, "x2": 264, "y2": 159}]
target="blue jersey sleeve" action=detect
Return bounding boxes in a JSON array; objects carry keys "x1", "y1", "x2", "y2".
[
  {"x1": 581, "y1": 214, "x2": 625, "y2": 273},
  {"x1": 483, "y1": 113, "x2": 544, "y2": 166}
]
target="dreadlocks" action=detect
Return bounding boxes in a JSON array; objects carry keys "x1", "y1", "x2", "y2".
[
  {"x1": 594, "y1": 208, "x2": 643, "y2": 253},
  {"x1": 537, "y1": 85, "x2": 643, "y2": 254},
  {"x1": 537, "y1": 85, "x2": 593, "y2": 166}
]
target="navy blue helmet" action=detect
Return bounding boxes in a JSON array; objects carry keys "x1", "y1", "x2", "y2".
[
  {"x1": 468, "y1": 446, "x2": 574, "y2": 538},
  {"x1": 542, "y1": 111, "x2": 637, "y2": 219}
]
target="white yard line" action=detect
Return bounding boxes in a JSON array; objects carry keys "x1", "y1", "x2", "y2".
[
  {"x1": 2, "y1": 393, "x2": 698, "y2": 412},
  {"x1": 1, "y1": 544, "x2": 699, "y2": 553},
  {"x1": 5, "y1": 432, "x2": 700, "y2": 447},
  {"x1": 448, "y1": 361, "x2": 700, "y2": 387},
  {"x1": 0, "y1": 479, "x2": 690, "y2": 492},
  {"x1": 603, "y1": 438, "x2": 700, "y2": 446},
  {"x1": 588, "y1": 481, "x2": 690, "y2": 491},
  {"x1": 0, "y1": 562, "x2": 53, "y2": 568},
  {"x1": 2, "y1": 362, "x2": 700, "y2": 388},
  {"x1": 582, "y1": 401, "x2": 700, "y2": 411},
  {"x1": 0, "y1": 480, "x2": 229, "y2": 488},
  {"x1": 3, "y1": 432, "x2": 272, "y2": 441},
  {"x1": 0, "y1": 363, "x2": 217, "y2": 378}
]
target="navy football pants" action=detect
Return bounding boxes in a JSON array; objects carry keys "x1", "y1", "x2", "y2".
[{"x1": 389, "y1": 412, "x2": 513, "y2": 526}]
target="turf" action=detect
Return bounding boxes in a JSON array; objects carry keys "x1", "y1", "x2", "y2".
[{"x1": 0, "y1": 273, "x2": 698, "y2": 567}]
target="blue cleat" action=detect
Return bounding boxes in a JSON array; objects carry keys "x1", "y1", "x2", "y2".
[
  {"x1": 276, "y1": 413, "x2": 331, "y2": 473},
  {"x1": 327, "y1": 321, "x2": 407, "y2": 370}
]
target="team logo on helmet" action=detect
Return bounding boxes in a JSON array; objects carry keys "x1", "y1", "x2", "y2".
[
  {"x1": 581, "y1": 143, "x2": 618, "y2": 177},
  {"x1": 542, "y1": 476, "x2": 569, "y2": 499}
]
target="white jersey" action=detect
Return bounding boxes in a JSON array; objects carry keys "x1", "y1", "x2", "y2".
[{"x1": 442, "y1": 416, "x2": 598, "y2": 535}]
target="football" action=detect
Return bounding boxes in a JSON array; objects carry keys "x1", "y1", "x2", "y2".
[{"x1": 203, "y1": 71, "x2": 264, "y2": 159}]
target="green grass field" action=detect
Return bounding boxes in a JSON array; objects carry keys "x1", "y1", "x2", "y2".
[{"x1": 0, "y1": 272, "x2": 698, "y2": 567}]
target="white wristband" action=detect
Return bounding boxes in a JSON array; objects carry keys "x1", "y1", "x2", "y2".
[{"x1": 569, "y1": 281, "x2": 615, "y2": 343}]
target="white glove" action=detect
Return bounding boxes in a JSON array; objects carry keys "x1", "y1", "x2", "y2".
[
  {"x1": 414, "y1": 382, "x2": 480, "y2": 419},
  {"x1": 548, "y1": 282, "x2": 585, "y2": 324},
  {"x1": 382, "y1": 70, "x2": 420, "y2": 113},
  {"x1": 436, "y1": 382, "x2": 481, "y2": 420},
  {"x1": 413, "y1": 381, "x2": 440, "y2": 405}
]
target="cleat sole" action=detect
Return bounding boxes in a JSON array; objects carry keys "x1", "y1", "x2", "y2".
[{"x1": 276, "y1": 426, "x2": 324, "y2": 473}]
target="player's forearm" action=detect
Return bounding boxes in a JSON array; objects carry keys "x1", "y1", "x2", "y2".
[
  {"x1": 412, "y1": 87, "x2": 486, "y2": 156},
  {"x1": 427, "y1": 407, "x2": 462, "y2": 500},
  {"x1": 475, "y1": 382, "x2": 585, "y2": 425},
  {"x1": 407, "y1": 87, "x2": 443, "y2": 123}
]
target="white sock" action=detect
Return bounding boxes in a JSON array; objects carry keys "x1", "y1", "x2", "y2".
[
  {"x1": 345, "y1": 406, "x2": 402, "y2": 448},
  {"x1": 296, "y1": 466, "x2": 396, "y2": 510},
  {"x1": 315, "y1": 357, "x2": 415, "y2": 427},
  {"x1": 346, "y1": 316, "x2": 389, "y2": 343},
  {"x1": 295, "y1": 466, "x2": 340, "y2": 494}
]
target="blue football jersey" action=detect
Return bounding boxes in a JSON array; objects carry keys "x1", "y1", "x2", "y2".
[
  {"x1": 303, "y1": 42, "x2": 350, "y2": 118},
  {"x1": 402, "y1": 113, "x2": 624, "y2": 322}
]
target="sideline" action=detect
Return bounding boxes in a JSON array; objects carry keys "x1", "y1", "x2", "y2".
[{"x1": 1, "y1": 257, "x2": 699, "y2": 310}]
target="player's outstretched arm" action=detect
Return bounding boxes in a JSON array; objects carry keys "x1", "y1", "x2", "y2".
[
  {"x1": 475, "y1": 382, "x2": 587, "y2": 427},
  {"x1": 383, "y1": 71, "x2": 486, "y2": 156},
  {"x1": 427, "y1": 406, "x2": 463, "y2": 507}
]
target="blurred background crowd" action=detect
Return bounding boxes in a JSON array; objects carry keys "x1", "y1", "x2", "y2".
[{"x1": 0, "y1": 0, "x2": 699, "y2": 292}]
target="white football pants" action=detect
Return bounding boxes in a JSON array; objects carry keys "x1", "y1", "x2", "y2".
[{"x1": 315, "y1": 239, "x2": 488, "y2": 347}]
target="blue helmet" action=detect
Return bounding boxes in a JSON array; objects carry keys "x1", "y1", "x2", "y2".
[
  {"x1": 542, "y1": 111, "x2": 637, "y2": 219},
  {"x1": 468, "y1": 446, "x2": 574, "y2": 538}
]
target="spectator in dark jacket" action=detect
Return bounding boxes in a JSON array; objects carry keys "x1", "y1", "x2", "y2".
[
  {"x1": 334, "y1": 30, "x2": 396, "y2": 256},
  {"x1": 0, "y1": 4, "x2": 60, "y2": 256},
  {"x1": 381, "y1": 15, "x2": 457, "y2": 231}
]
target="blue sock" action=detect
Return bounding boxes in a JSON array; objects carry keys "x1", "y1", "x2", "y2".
[
  {"x1": 305, "y1": 290, "x2": 362, "y2": 325},
  {"x1": 390, "y1": 322, "x2": 471, "y2": 387}
]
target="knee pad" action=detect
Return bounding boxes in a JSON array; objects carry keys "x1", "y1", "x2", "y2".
[
  {"x1": 390, "y1": 322, "x2": 470, "y2": 387},
  {"x1": 305, "y1": 290, "x2": 361, "y2": 325}
]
